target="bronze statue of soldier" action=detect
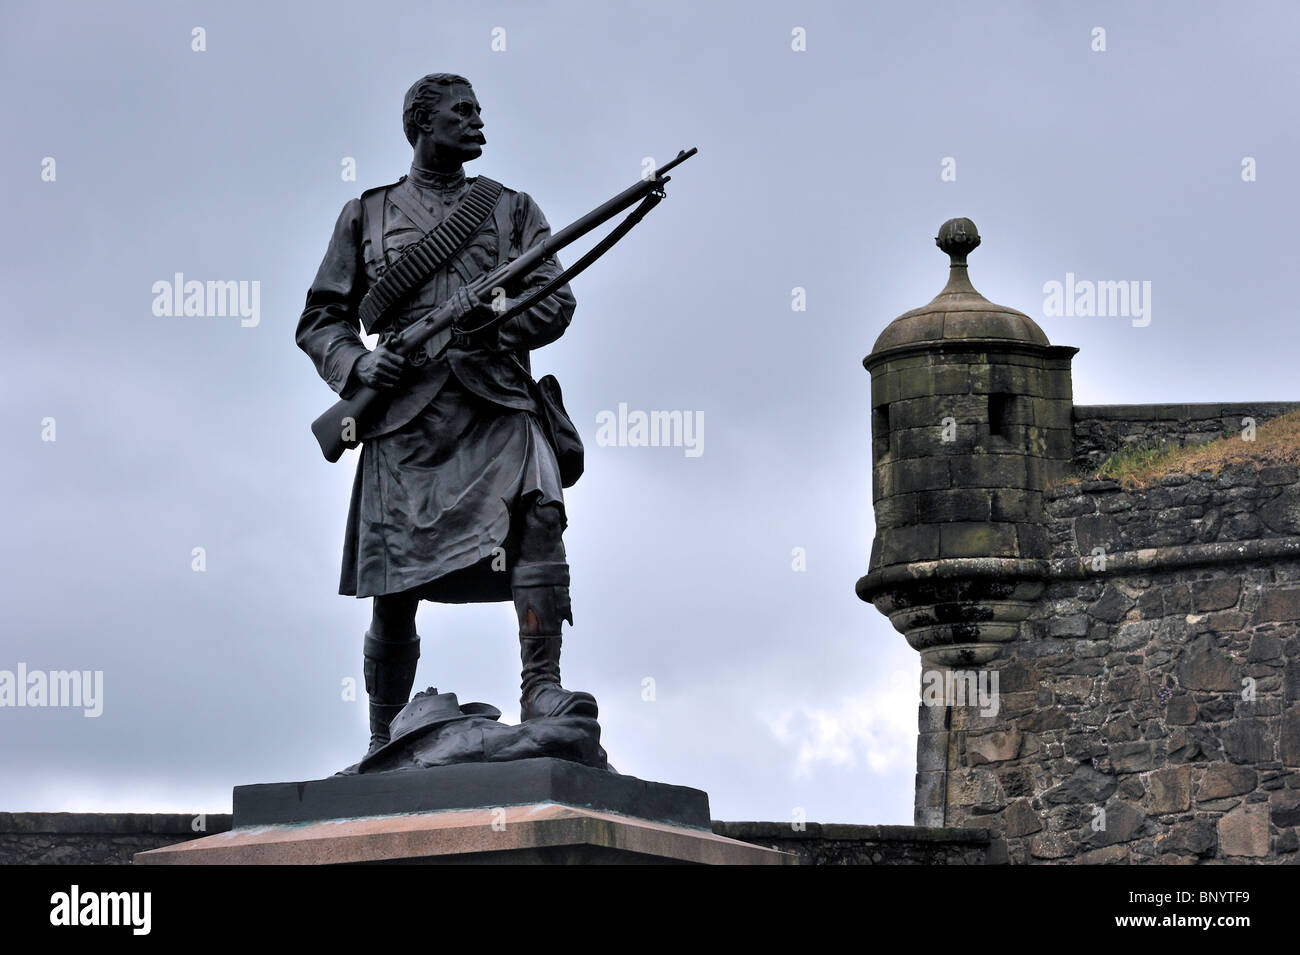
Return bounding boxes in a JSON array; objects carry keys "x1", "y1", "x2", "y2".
[{"x1": 296, "y1": 73, "x2": 597, "y2": 765}]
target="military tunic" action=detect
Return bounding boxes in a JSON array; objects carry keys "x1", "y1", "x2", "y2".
[{"x1": 296, "y1": 164, "x2": 576, "y2": 601}]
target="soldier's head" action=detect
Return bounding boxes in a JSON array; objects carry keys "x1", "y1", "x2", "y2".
[{"x1": 403, "y1": 73, "x2": 485, "y2": 167}]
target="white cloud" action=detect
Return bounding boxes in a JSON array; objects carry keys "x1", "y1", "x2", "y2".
[{"x1": 766, "y1": 669, "x2": 918, "y2": 777}]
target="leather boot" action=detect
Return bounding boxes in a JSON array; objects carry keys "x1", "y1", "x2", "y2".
[
  {"x1": 512, "y1": 562, "x2": 596, "y2": 722},
  {"x1": 519, "y1": 633, "x2": 598, "y2": 722},
  {"x1": 362, "y1": 629, "x2": 420, "y2": 754}
]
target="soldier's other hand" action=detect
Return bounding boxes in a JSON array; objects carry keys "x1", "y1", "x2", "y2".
[
  {"x1": 451, "y1": 286, "x2": 481, "y2": 320},
  {"x1": 451, "y1": 286, "x2": 509, "y2": 325},
  {"x1": 354, "y1": 347, "x2": 406, "y2": 390}
]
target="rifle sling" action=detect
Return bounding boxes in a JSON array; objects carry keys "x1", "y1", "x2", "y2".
[{"x1": 358, "y1": 176, "x2": 505, "y2": 334}]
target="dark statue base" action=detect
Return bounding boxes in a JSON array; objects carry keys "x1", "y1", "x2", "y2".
[
  {"x1": 135, "y1": 758, "x2": 792, "y2": 865},
  {"x1": 236, "y1": 757, "x2": 705, "y2": 828}
]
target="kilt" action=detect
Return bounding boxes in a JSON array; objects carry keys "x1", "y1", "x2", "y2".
[{"x1": 339, "y1": 374, "x2": 566, "y2": 601}]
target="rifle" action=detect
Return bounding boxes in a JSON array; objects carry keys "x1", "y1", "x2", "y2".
[{"x1": 311, "y1": 147, "x2": 699, "y2": 462}]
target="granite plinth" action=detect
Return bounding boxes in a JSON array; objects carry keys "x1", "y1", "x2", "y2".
[
  {"x1": 135, "y1": 804, "x2": 795, "y2": 865},
  {"x1": 231, "y1": 758, "x2": 709, "y2": 830}
]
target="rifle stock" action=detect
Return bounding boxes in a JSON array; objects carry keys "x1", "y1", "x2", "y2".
[
  {"x1": 310, "y1": 147, "x2": 698, "y2": 462},
  {"x1": 311, "y1": 384, "x2": 381, "y2": 464},
  {"x1": 310, "y1": 297, "x2": 459, "y2": 462}
]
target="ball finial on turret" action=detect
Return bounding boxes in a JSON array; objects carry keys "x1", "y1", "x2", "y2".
[{"x1": 935, "y1": 217, "x2": 981, "y2": 266}]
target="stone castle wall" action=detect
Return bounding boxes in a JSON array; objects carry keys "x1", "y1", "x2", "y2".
[
  {"x1": 0, "y1": 813, "x2": 234, "y2": 865},
  {"x1": 1071, "y1": 402, "x2": 1300, "y2": 472},
  {"x1": 933, "y1": 463, "x2": 1300, "y2": 863}
]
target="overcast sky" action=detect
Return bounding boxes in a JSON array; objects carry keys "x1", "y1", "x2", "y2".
[{"x1": 3, "y1": 0, "x2": 1297, "y2": 826}]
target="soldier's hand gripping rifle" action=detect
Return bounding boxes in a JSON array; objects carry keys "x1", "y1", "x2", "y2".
[{"x1": 310, "y1": 148, "x2": 699, "y2": 462}]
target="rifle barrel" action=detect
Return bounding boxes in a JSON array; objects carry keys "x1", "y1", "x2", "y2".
[{"x1": 488, "y1": 148, "x2": 698, "y2": 294}]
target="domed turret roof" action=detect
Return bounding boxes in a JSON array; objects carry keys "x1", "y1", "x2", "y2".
[{"x1": 870, "y1": 218, "x2": 1049, "y2": 355}]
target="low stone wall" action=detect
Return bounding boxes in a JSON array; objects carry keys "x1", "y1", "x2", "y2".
[
  {"x1": 711, "y1": 822, "x2": 991, "y2": 865},
  {"x1": 0, "y1": 812, "x2": 991, "y2": 865},
  {"x1": 1071, "y1": 402, "x2": 1300, "y2": 472},
  {"x1": 933, "y1": 464, "x2": 1300, "y2": 863},
  {"x1": 0, "y1": 813, "x2": 233, "y2": 865}
]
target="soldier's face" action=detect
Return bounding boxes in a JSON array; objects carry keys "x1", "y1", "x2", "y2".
[{"x1": 421, "y1": 85, "x2": 485, "y2": 162}]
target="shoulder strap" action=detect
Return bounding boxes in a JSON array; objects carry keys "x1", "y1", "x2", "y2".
[
  {"x1": 360, "y1": 181, "x2": 396, "y2": 272},
  {"x1": 357, "y1": 176, "x2": 505, "y2": 335},
  {"x1": 385, "y1": 179, "x2": 441, "y2": 235},
  {"x1": 493, "y1": 191, "x2": 515, "y2": 261}
]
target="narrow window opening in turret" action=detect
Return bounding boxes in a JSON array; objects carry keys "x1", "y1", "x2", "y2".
[
  {"x1": 988, "y1": 393, "x2": 1011, "y2": 438},
  {"x1": 872, "y1": 404, "x2": 891, "y2": 458}
]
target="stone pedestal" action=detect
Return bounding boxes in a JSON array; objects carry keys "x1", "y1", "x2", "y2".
[
  {"x1": 134, "y1": 759, "x2": 792, "y2": 866},
  {"x1": 135, "y1": 803, "x2": 789, "y2": 865}
]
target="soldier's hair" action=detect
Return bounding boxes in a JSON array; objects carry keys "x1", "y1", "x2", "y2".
[{"x1": 402, "y1": 73, "x2": 473, "y2": 146}]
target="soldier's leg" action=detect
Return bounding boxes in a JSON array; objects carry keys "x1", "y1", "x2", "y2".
[
  {"x1": 362, "y1": 591, "x2": 420, "y2": 753},
  {"x1": 512, "y1": 497, "x2": 597, "y2": 722}
]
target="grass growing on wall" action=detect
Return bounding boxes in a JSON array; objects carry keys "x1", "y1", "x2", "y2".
[{"x1": 1080, "y1": 410, "x2": 1300, "y2": 488}]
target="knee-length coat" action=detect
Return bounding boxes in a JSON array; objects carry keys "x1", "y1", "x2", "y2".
[{"x1": 296, "y1": 163, "x2": 576, "y2": 600}]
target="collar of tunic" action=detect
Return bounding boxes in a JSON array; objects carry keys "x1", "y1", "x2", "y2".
[{"x1": 408, "y1": 163, "x2": 467, "y2": 191}]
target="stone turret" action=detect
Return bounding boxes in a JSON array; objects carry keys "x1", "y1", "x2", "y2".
[
  {"x1": 856, "y1": 219, "x2": 1077, "y2": 667},
  {"x1": 854, "y1": 221, "x2": 1300, "y2": 859}
]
